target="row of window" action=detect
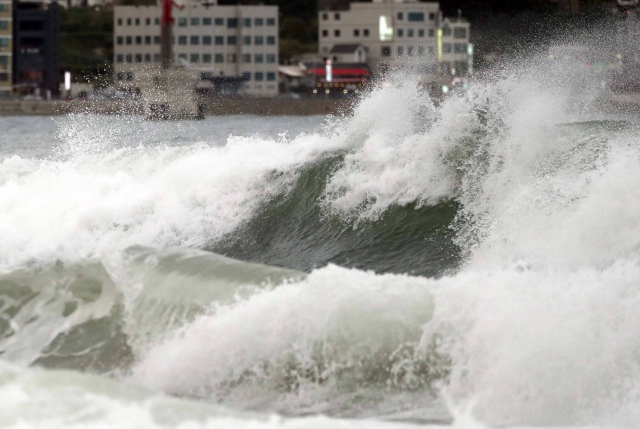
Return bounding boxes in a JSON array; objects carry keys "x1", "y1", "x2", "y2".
[
  {"x1": 321, "y1": 12, "x2": 436, "y2": 22},
  {"x1": 322, "y1": 27, "x2": 467, "y2": 39},
  {"x1": 115, "y1": 70, "x2": 276, "y2": 82},
  {"x1": 117, "y1": 17, "x2": 276, "y2": 28},
  {"x1": 116, "y1": 52, "x2": 277, "y2": 64},
  {"x1": 0, "y1": 4, "x2": 9, "y2": 12},
  {"x1": 117, "y1": 35, "x2": 276, "y2": 46},
  {"x1": 377, "y1": 43, "x2": 467, "y2": 57}
]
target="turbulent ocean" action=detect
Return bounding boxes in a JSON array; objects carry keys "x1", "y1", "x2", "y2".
[{"x1": 1, "y1": 65, "x2": 640, "y2": 429}]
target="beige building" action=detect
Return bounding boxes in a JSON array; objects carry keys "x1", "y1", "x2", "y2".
[
  {"x1": 318, "y1": 0, "x2": 470, "y2": 78},
  {"x1": 114, "y1": 3, "x2": 279, "y2": 96},
  {"x1": 0, "y1": 0, "x2": 11, "y2": 96}
]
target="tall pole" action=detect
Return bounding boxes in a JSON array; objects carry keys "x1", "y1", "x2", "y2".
[{"x1": 161, "y1": 0, "x2": 178, "y2": 71}]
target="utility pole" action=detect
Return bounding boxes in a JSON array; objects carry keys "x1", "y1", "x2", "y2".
[{"x1": 160, "y1": 0, "x2": 183, "y2": 70}]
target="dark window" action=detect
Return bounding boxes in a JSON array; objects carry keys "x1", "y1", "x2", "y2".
[
  {"x1": 116, "y1": 54, "x2": 123, "y2": 63},
  {"x1": 190, "y1": 35, "x2": 199, "y2": 45},
  {"x1": 397, "y1": 12, "x2": 403, "y2": 20},
  {"x1": 117, "y1": 18, "x2": 122, "y2": 26},
  {"x1": 155, "y1": 18, "x2": 160, "y2": 25},
  {"x1": 407, "y1": 46, "x2": 414, "y2": 56},
  {"x1": 126, "y1": 36, "x2": 132, "y2": 45},
  {"x1": 381, "y1": 46, "x2": 391, "y2": 56},
  {"x1": 243, "y1": 35, "x2": 251, "y2": 45},
  {"x1": 203, "y1": 35, "x2": 211, "y2": 45},
  {"x1": 135, "y1": 36, "x2": 142, "y2": 44},
  {"x1": 454, "y1": 43, "x2": 467, "y2": 53},
  {"x1": 354, "y1": 29, "x2": 359, "y2": 37},
  {"x1": 228, "y1": 54, "x2": 237, "y2": 63},
  {"x1": 255, "y1": 35, "x2": 263, "y2": 45},
  {"x1": 0, "y1": 72, "x2": 8, "y2": 82},
  {"x1": 334, "y1": 13, "x2": 340, "y2": 20},
  {"x1": 429, "y1": 13, "x2": 435, "y2": 20},
  {"x1": 135, "y1": 54, "x2": 142, "y2": 62},
  {"x1": 429, "y1": 29, "x2": 435, "y2": 37},
  {"x1": 255, "y1": 18, "x2": 263, "y2": 26},
  {"x1": 418, "y1": 29, "x2": 424, "y2": 37},
  {"x1": 215, "y1": 17, "x2": 224, "y2": 26},
  {"x1": 267, "y1": 18, "x2": 276, "y2": 26},
  {"x1": 203, "y1": 17, "x2": 211, "y2": 25},
  {"x1": 454, "y1": 27, "x2": 467, "y2": 39},
  {"x1": 243, "y1": 72, "x2": 251, "y2": 80},
  {"x1": 443, "y1": 43, "x2": 452, "y2": 53},
  {"x1": 154, "y1": 53, "x2": 161, "y2": 62},
  {"x1": 203, "y1": 54, "x2": 211, "y2": 63},
  {"x1": 190, "y1": 17, "x2": 199, "y2": 25},
  {"x1": 135, "y1": 18, "x2": 140, "y2": 25},
  {"x1": 243, "y1": 18, "x2": 251, "y2": 27},
  {"x1": 334, "y1": 29, "x2": 340, "y2": 37},
  {"x1": 267, "y1": 72, "x2": 275, "y2": 81},
  {"x1": 267, "y1": 53, "x2": 276, "y2": 63},
  {"x1": 397, "y1": 29, "x2": 403, "y2": 37},
  {"x1": 227, "y1": 36, "x2": 237, "y2": 45},
  {"x1": 443, "y1": 26, "x2": 451, "y2": 36},
  {"x1": 408, "y1": 12, "x2": 424, "y2": 22},
  {"x1": 397, "y1": 46, "x2": 403, "y2": 56},
  {"x1": 126, "y1": 72, "x2": 133, "y2": 81},
  {"x1": 127, "y1": 18, "x2": 131, "y2": 25},
  {"x1": 145, "y1": 53, "x2": 151, "y2": 62},
  {"x1": 255, "y1": 53, "x2": 263, "y2": 63},
  {"x1": 418, "y1": 46, "x2": 425, "y2": 56},
  {"x1": 145, "y1": 36, "x2": 151, "y2": 44},
  {"x1": 215, "y1": 36, "x2": 223, "y2": 45},
  {"x1": 146, "y1": 18, "x2": 150, "y2": 25},
  {"x1": 228, "y1": 18, "x2": 238, "y2": 28},
  {"x1": 215, "y1": 54, "x2": 224, "y2": 63},
  {"x1": 125, "y1": 54, "x2": 132, "y2": 62},
  {"x1": 117, "y1": 36, "x2": 123, "y2": 45},
  {"x1": 322, "y1": 30, "x2": 328, "y2": 37},
  {"x1": 255, "y1": 72, "x2": 264, "y2": 81},
  {"x1": 178, "y1": 35, "x2": 187, "y2": 45},
  {"x1": 154, "y1": 36, "x2": 160, "y2": 44},
  {"x1": 322, "y1": 13, "x2": 328, "y2": 20},
  {"x1": 178, "y1": 53, "x2": 187, "y2": 59},
  {"x1": 364, "y1": 29, "x2": 369, "y2": 37},
  {"x1": 408, "y1": 29, "x2": 414, "y2": 37},
  {"x1": 190, "y1": 53, "x2": 199, "y2": 63},
  {"x1": 178, "y1": 18, "x2": 187, "y2": 27},
  {"x1": 116, "y1": 72, "x2": 124, "y2": 80},
  {"x1": 243, "y1": 53, "x2": 251, "y2": 63}
]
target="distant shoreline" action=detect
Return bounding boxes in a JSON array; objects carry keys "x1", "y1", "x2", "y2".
[{"x1": 0, "y1": 98, "x2": 356, "y2": 117}]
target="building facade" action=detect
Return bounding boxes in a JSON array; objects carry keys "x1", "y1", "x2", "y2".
[
  {"x1": 0, "y1": 0, "x2": 11, "y2": 96},
  {"x1": 13, "y1": 1, "x2": 60, "y2": 97},
  {"x1": 114, "y1": 3, "x2": 279, "y2": 97},
  {"x1": 318, "y1": 0, "x2": 470, "y2": 79}
]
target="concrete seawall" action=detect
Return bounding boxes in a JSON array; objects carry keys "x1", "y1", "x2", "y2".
[{"x1": 0, "y1": 98, "x2": 357, "y2": 117}]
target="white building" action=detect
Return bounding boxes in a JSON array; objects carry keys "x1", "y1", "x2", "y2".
[
  {"x1": 113, "y1": 3, "x2": 279, "y2": 97},
  {"x1": 318, "y1": 0, "x2": 470, "y2": 78}
]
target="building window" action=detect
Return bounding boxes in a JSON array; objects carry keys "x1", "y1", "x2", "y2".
[
  {"x1": 154, "y1": 36, "x2": 160, "y2": 44},
  {"x1": 255, "y1": 18, "x2": 263, "y2": 26},
  {"x1": 126, "y1": 36, "x2": 132, "y2": 45},
  {"x1": 364, "y1": 29, "x2": 369, "y2": 37},
  {"x1": 127, "y1": 18, "x2": 131, "y2": 25},
  {"x1": 429, "y1": 29, "x2": 435, "y2": 37},
  {"x1": 454, "y1": 43, "x2": 467, "y2": 53},
  {"x1": 255, "y1": 35, "x2": 263, "y2": 45},
  {"x1": 443, "y1": 26, "x2": 451, "y2": 36},
  {"x1": 243, "y1": 35, "x2": 251, "y2": 45},
  {"x1": 334, "y1": 13, "x2": 340, "y2": 20},
  {"x1": 146, "y1": 18, "x2": 150, "y2": 25},
  {"x1": 178, "y1": 18, "x2": 187, "y2": 27},
  {"x1": 322, "y1": 30, "x2": 328, "y2": 37},
  {"x1": 381, "y1": 46, "x2": 391, "y2": 56},
  {"x1": 135, "y1": 54, "x2": 142, "y2": 62},
  {"x1": 443, "y1": 43, "x2": 452, "y2": 53},
  {"x1": 397, "y1": 46, "x2": 403, "y2": 56},
  {"x1": 228, "y1": 54, "x2": 237, "y2": 63},
  {"x1": 408, "y1": 28, "x2": 414, "y2": 37},
  {"x1": 154, "y1": 53, "x2": 161, "y2": 62},
  {"x1": 429, "y1": 13, "x2": 435, "y2": 20},
  {"x1": 407, "y1": 46, "x2": 414, "y2": 56},
  {"x1": 215, "y1": 17, "x2": 223, "y2": 26},
  {"x1": 191, "y1": 17, "x2": 199, "y2": 26},
  {"x1": 408, "y1": 12, "x2": 424, "y2": 22},
  {"x1": 201, "y1": 35, "x2": 210, "y2": 45},
  {"x1": 155, "y1": 18, "x2": 160, "y2": 25},
  {"x1": 145, "y1": 53, "x2": 151, "y2": 62},
  {"x1": 228, "y1": 36, "x2": 237, "y2": 45},
  {"x1": 190, "y1": 35, "x2": 199, "y2": 45},
  {"x1": 203, "y1": 17, "x2": 211, "y2": 26},
  {"x1": 190, "y1": 53, "x2": 199, "y2": 63},
  {"x1": 117, "y1": 36, "x2": 123, "y2": 45},
  {"x1": 454, "y1": 27, "x2": 467, "y2": 39},
  {"x1": 117, "y1": 18, "x2": 122, "y2": 26},
  {"x1": 429, "y1": 46, "x2": 434, "y2": 54},
  {"x1": 126, "y1": 72, "x2": 133, "y2": 81},
  {"x1": 178, "y1": 35, "x2": 187, "y2": 45},
  {"x1": 178, "y1": 53, "x2": 187, "y2": 60},
  {"x1": 243, "y1": 18, "x2": 251, "y2": 27},
  {"x1": 243, "y1": 53, "x2": 251, "y2": 63},
  {"x1": 267, "y1": 72, "x2": 275, "y2": 81},
  {"x1": 267, "y1": 53, "x2": 275, "y2": 63},
  {"x1": 322, "y1": 13, "x2": 328, "y2": 20},
  {"x1": 267, "y1": 18, "x2": 276, "y2": 26},
  {"x1": 397, "y1": 12, "x2": 403, "y2": 20},
  {"x1": 334, "y1": 29, "x2": 340, "y2": 37},
  {"x1": 255, "y1": 72, "x2": 264, "y2": 81},
  {"x1": 215, "y1": 54, "x2": 224, "y2": 63},
  {"x1": 135, "y1": 18, "x2": 140, "y2": 25},
  {"x1": 228, "y1": 18, "x2": 238, "y2": 28},
  {"x1": 243, "y1": 72, "x2": 251, "y2": 81},
  {"x1": 145, "y1": 36, "x2": 151, "y2": 44},
  {"x1": 215, "y1": 36, "x2": 223, "y2": 45},
  {"x1": 255, "y1": 53, "x2": 263, "y2": 63},
  {"x1": 203, "y1": 54, "x2": 211, "y2": 63},
  {"x1": 397, "y1": 28, "x2": 403, "y2": 37},
  {"x1": 125, "y1": 54, "x2": 132, "y2": 62},
  {"x1": 418, "y1": 46, "x2": 425, "y2": 56},
  {"x1": 418, "y1": 29, "x2": 424, "y2": 37},
  {"x1": 116, "y1": 54, "x2": 123, "y2": 63},
  {"x1": 135, "y1": 36, "x2": 142, "y2": 45},
  {"x1": 354, "y1": 29, "x2": 359, "y2": 37},
  {"x1": 116, "y1": 72, "x2": 124, "y2": 80}
]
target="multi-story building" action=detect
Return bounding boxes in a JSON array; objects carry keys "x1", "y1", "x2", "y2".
[
  {"x1": 113, "y1": 3, "x2": 279, "y2": 97},
  {"x1": 13, "y1": 2, "x2": 60, "y2": 98},
  {"x1": 0, "y1": 0, "x2": 11, "y2": 96},
  {"x1": 318, "y1": 0, "x2": 471, "y2": 79}
]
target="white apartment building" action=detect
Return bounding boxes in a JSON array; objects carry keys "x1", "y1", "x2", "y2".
[
  {"x1": 114, "y1": 3, "x2": 279, "y2": 96},
  {"x1": 318, "y1": 0, "x2": 470, "y2": 77}
]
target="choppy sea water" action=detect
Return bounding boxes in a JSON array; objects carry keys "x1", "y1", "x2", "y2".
[{"x1": 1, "y1": 66, "x2": 640, "y2": 429}]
